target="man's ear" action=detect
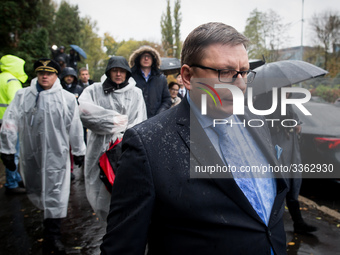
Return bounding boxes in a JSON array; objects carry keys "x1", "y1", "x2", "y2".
[{"x1": 181, "y1": 64, "x2": 192, "y2": 91}]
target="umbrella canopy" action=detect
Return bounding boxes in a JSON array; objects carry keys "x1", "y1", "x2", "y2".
[
  {"x1": 248, "y1": 60, "x2": 328, "y2": 96},
  {"x1": 70, "y1": 44, "x2": 87, "y2": 59},
  {"x1": 160, "y1": 57, "x2": 181, "y2": 75},
  {"x1": 249, "y1": 59, "x2": 265, "y2": 70}
]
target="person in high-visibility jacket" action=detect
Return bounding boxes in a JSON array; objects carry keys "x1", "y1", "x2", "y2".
[{"x1": 0, "y1": 55, "x2": 28, "y2": 194}]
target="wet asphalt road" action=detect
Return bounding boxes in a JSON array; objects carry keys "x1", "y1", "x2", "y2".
[
  {"x1": 1, "y1": 164, "x2": 340, "y2": 255},
  {"x1": 0, "y1": 166, "x2": 105, "y2": 255},
  {"x1": 284, "y1": 199, "x2": 340, "y2": 255},
  {"x1": 300, "y1": 179, "x2": 340, "y2": 212}
]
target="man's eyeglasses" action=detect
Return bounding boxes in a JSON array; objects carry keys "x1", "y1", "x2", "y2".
[
  {"x1": 141, "y1": 54, "x2": 152, "y2": 60},
  {"x1": 190, "y1": 64, "x2": 256, "y2": 84}
]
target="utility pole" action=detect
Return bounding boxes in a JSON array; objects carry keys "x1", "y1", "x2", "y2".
[
  {"x1": 299, "y1": 0, "x2": 305, "y2": 88},
  {"x1": 300, "y1": 0, "x2": 304, "y2": 61}
]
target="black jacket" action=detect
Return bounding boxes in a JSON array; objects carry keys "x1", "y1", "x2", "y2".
[
  {"x1": 101, "y1": 97, "x2": 288, "y2": 255},
  {"x1": 131, "y1": 65, "x2": 171, "y2": 118},
  {"x1": 78, "y1": 79, "x2": 94, "y2": 88},
  {"x1": 68, "y1": 52, "x2": 81, "y2": 71},
  {"x1": 60, "y1": 67, "x2": 83, "y2": 98},
  {"x1": 62, "y1": 82, "x2": 83, "y2": 98}
]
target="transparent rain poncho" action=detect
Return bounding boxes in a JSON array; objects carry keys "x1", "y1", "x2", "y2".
[
  {"x1": 0, "y1": 77, "x2": 86, "y2": 219},
  {"x1": 78, "y1": 77, "x2": 147, "y2": 222}
]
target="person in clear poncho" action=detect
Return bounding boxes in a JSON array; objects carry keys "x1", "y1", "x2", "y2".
[
  {"x1": 0, "y1": 58, "x2": 86, "y2": 253},
  {"x1": 78, "y1": 56, "x2": 147, "y2": 222}
]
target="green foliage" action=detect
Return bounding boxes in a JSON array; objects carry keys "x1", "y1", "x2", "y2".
[
  {"x1": 244, "y1": 8, "x2": 289, "y2": 62},
  {"x1": 17, "y1": 28, "x2": 51, "y2": 82},
  {"x1": 173, "y1": 0, "x2": 182, "y2": 59},
  {"x1": 36, "y1": 0, "x2": 57, "y2": 46},
  {"x1": 0, "y1": 0, "x2": 41, "y2": 54},
  {"x1": 161, "y1": 0, "x2": 174, "y2": 57},
  {"x1": 160, "y1": 0, "x2": 182, "y2": 58},
  {"x1": 244, "y1": 9, "x2": 267, "y2": 59},
  {"x1": 116, "y1": 40, "x2": 141, "y2": 60},
  {"x1": 115, "y1": 40, "x2": 163, "y2": 61},
  {"x1": 0, "y1": 0, "x2": 95, "y2": 81},
  {"x1": 310, "y1": 85, "x2": 340, "y2": 102},
  {"x1": 310, "y1": 11, "x2": 340, "y2": 70},
  {"x1": 332, "y1": 73, "x2": 340, "y2": 85},
  {"x1": 0, "y1": 1, "x2": 20, "y2": 51},
  {"x1": 103, "y1": 33, "x2": 121, "y2": 57},
  {"x1": 53, "y1": 0, "x2": 81, "y2": 47},
  {"x1": 0, "y1": 0, "x2": 56, "y2": 83},
  {"x1": 1, "y1": 0, "x2": 180, "y2": 82},
  {"x1": 78, "y1": 16, "x2": 106, "y2": 82}
]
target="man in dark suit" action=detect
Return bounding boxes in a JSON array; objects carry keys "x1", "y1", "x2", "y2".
[{"x1": 101, "y1": 22, "x2": 288, "y2": 255}]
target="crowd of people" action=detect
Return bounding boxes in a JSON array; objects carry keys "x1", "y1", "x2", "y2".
[
  {"x1": 0, "y1": 22, "x2": 317, "y2": 255},
  {"x1": 52, "y1": 46, "x2": 81, "y2": 73}
]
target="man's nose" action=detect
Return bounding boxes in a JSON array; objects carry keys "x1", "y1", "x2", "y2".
[{"x1": 234, "y1": 73, "x2": 247, "y2": 90}]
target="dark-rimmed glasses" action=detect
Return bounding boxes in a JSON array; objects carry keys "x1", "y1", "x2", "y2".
[
  {"x1": 141, "y1": 53, "x2": 152, "y2": 60},
  {"x1": 190, "y1": 64, "x2": 256, "y2": 84}
]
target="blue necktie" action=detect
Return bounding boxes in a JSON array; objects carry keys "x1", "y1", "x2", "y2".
[{"x1": 213, "y1": 124, "x2": 266, "y2": 223}]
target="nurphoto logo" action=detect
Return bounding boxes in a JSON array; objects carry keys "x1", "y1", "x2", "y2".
[{"x1": 197, "y1": 83, "x2": 312, "y2": 128}]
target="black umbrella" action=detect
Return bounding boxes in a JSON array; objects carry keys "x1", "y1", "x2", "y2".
[
  {"x1": 249, "y1": 59, "x2": 265, "y2": 70},
  {"x1": 160, "y1": 57, "x2": 181, "y2": 75},
  {"x1": 248, "y1": 60, "x2": 328, "y2": 96}
]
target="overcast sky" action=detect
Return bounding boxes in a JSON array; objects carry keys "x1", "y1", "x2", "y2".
[{"x1": 55, "y1": 0, "x2": 339, "y2": 48}]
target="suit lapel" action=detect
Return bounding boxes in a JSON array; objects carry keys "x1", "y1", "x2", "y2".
[
  {"x1": 175, "y1": 98, "x2": 227, "y2": 175},
  {"x1": 175, "y1": 99, "x2": 265, "y2": 223},
  {"x1": 239, "y1": 109, "x2": 288, "y2": 224},
  {"x1": 238, "y1": 109, "x2": 278, "y2": 167},
  {"x1": 239, "y1": 109, "x2": 288, "y2": 182}
]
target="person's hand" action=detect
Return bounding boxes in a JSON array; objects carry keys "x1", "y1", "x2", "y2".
[
  {"x1": 1, "y1": 153, "x2": 16, "y2": 171},
  {"x1": 113, "y1": 115, "x2": 128, "y2": 127},
  {"x1": 73, "y1": 155, "x2": 84, "y2": 167},
  {"x1": 295, "y1": 125, "x2": 302, "y2": 134}
]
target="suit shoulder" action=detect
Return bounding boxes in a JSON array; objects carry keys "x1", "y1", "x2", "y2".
[{"x1": 133, "y1": 106, "x2": 180, "y2": 135}]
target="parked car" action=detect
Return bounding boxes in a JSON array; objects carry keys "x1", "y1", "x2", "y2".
[{"x1": 292, "y1": 98, "x2": 340, "y2": 182}]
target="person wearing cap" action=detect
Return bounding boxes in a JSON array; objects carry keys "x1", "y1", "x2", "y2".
[
  {"x1": 129, "y1": 46, "x2": 171, "y2": 118},
  {"x1": 0, "y1": 58, "x2": 86, "y2": 254},
  {"x1": 0, "y1": 55, "x2": 28, "y2": 195},
  {"x1": 78, "y1": 56, "x2": 147, "y2": 222}
]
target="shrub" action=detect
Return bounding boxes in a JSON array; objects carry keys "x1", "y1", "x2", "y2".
[{"x1": 311, "y1": 85, "x2": 340, "y2": 102}]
